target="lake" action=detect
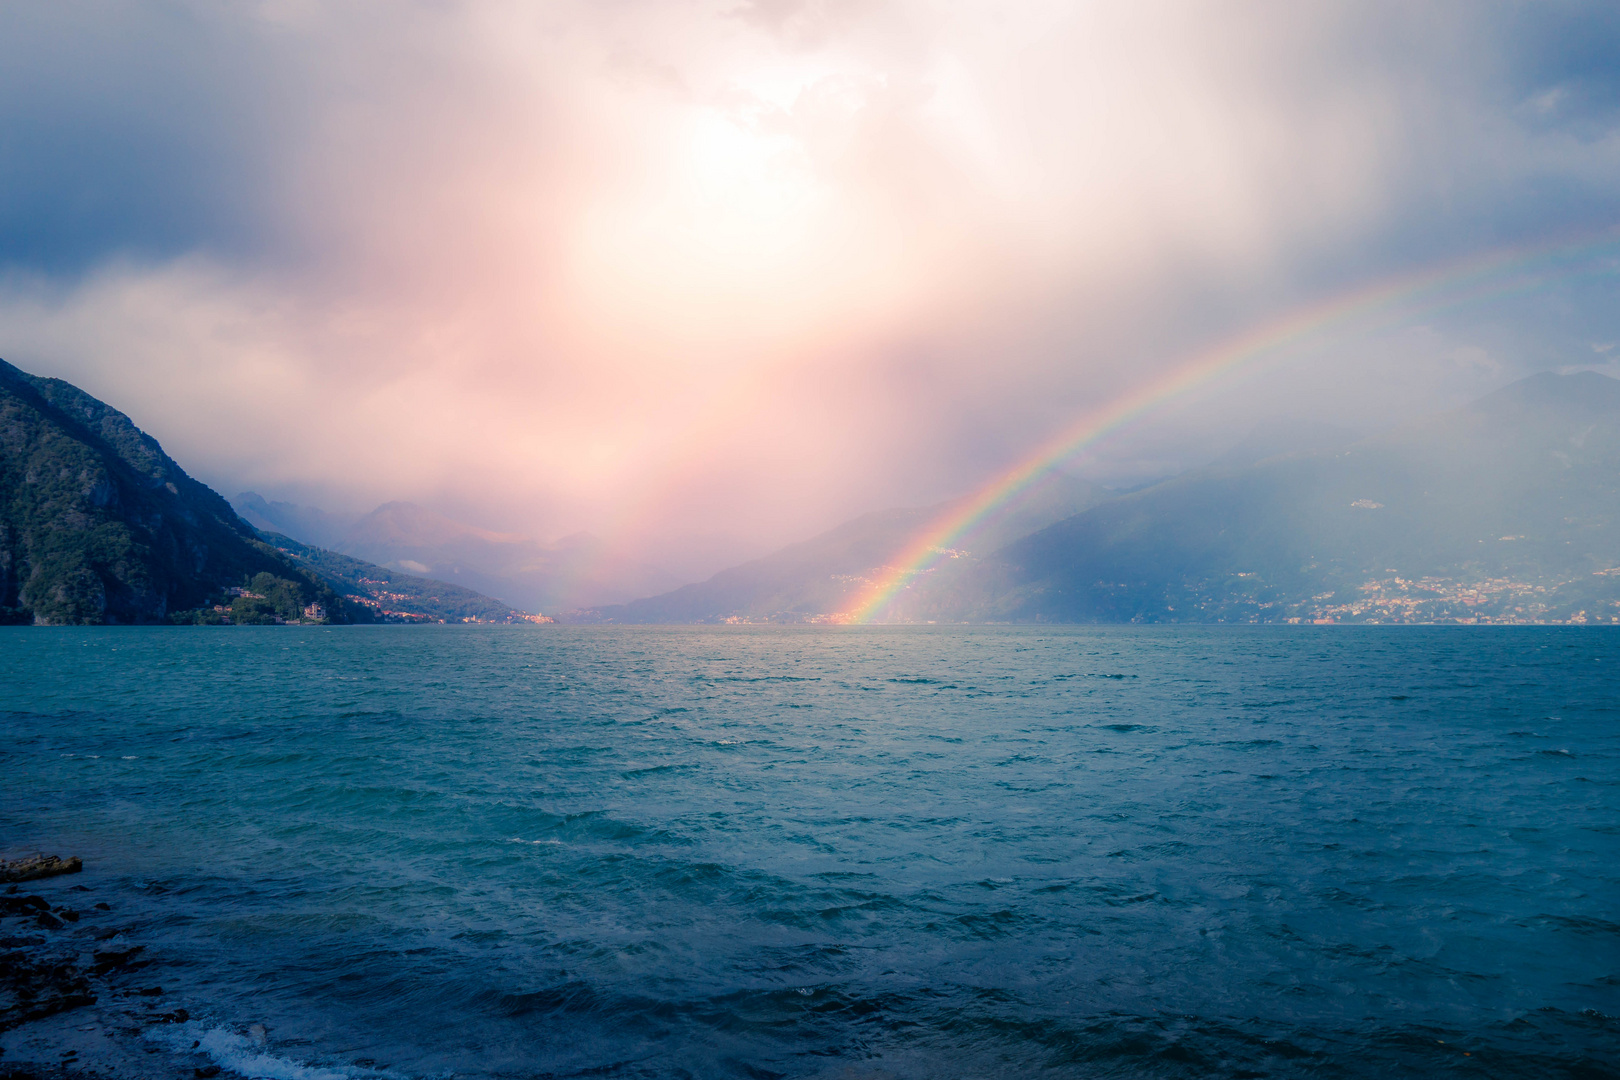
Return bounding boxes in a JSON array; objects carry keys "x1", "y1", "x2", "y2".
[{"x1": 1, "y1": 626, "x2": 1615, "y2": 1079}]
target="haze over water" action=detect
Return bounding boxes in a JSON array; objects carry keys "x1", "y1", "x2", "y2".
[{"x1": 3, "y1": 626, "x2": 1615, "y2": 1079}]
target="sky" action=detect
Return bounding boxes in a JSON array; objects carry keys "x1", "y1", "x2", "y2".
[{"x1": 3, "y1": 0, "x2": 1619, "y2": 574}]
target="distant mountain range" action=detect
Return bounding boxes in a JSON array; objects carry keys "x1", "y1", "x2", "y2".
[
  {"x1": 233, "y1": 494, "x2": 683, "y2": 612},
  {"x1": 934, "y1": 370, "x2": 1620, "y2": 624},
  {"x1": 0, "y1": 359, "x2": 531, "y2": 625},
  {"x1": 588, "y1": 371, "x2": 1620, "y2": 625},
  {"x1": 595, "y1": 471, "x2": 1111, "y2": 623},
  {"x1": 259, "y1": 532, "x2": 546, "y2": 624},
  {"x1": 10, "y1": 355, "x2": 1615, "y2": 627}
]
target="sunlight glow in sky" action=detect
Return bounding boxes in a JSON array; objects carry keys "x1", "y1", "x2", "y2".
[{"x1": 2, "y1": 1, "x2": 1619, "y2": 574}]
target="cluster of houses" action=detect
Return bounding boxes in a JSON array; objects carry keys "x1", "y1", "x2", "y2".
[
  {"x1": 1292, "y1": 573, "x2": 1617, "y2": 624},
  {"x1": 205, "y1": 586, "x2": 328, "y2": 624}
]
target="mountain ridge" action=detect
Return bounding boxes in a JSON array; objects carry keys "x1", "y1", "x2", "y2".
[
  {"x1": 593, "y1": 471, "x2": 1111, "y2": 623},
  {"x1": 928, "y1": 370, "x2": 1620, "y2": 624},
  {"x1": 591, "y1": 370, "x2": 1620, "y2": 625},
  {"x1": 258, "y1": 530, "x2": 549, "y2": 624},
  {"x1": 0, "y1": 357, "x2": 341, "y2": 624},
  {"x1": 234, "y1": 493, "x2": 687, "y2": 611},
  {"x1": 0, "y1": 359, "x2": 531, "y2": 625}
]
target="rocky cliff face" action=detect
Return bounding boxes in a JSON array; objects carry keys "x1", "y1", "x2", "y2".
[{"x1": 0, "y1": 360, "x2": 320, "y2": 624}]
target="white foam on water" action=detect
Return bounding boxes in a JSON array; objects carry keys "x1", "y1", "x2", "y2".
[{"x1": 146, "y1": 1020, "x2": 381, "y2": 1080}]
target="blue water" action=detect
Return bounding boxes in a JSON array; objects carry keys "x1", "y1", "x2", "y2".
[{"x1": 1, "y1": 626, "x2": 1616, "y2": 1079}]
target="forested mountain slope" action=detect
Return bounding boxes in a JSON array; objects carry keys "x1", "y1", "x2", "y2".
[{"x1": 0, "y1": 359, "x2": 358, "y2": 624}]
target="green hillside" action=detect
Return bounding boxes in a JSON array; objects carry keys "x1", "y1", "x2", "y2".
[
  {"x1": 262, "y1": 532, "x2": 544, "y2": 623},
  {"x1": 0, "y1": 359, "x2": 534, "y2": 626},
  {"x1": 0, "y1": 359, "x2": 369, "y2": 625}
]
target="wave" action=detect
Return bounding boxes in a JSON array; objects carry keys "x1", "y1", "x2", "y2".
[{"x1": 147, "y1": 1021, "x2": 389, "y2": 1080}]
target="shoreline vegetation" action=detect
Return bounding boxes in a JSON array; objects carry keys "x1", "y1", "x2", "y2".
[{"x1": 162, "y1": 569, "x2": 549, "y2": 627}]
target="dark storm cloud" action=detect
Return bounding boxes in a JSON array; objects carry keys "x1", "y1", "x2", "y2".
[
  {"x1": 0, "y1": 4, "x2": 299, "y2": 273},
  {"x1": 0, "y1": 2, "x2": 1614, "y2": 280},
  {"x1": 0, "y1": 1, "x2": 1618, "y2": 563},
  {"x1": 1503, "y1": 2, "x2": 1620, "y2": 136}
]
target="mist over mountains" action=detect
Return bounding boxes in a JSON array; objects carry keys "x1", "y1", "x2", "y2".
[
  {"x1": 593, "y1": 371, "x2": 1620, "y2": 625},
  {"x1": 5, "y1": 355, "x2": 1616, "y2": 626},
  {"x1": 232, "y1": 495, "x2": 686, "y2": 612},
  {"x1": 901, "y1": 371, "x2": 1620, "y2": 625},
  {"x1": 597, "y1": 472, "x2": 1111, "y2": 624},
  {"x1": 233, "y1": 370, "x2": 1620, "y2": 625}
]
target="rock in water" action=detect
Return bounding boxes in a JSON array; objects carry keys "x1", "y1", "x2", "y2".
[
  {"x1": 0, "y1": 857, "x2": 82, "y2": 884},
  {"x1": 0, "y1": 950, "x2": 96, "y2": 1031}
]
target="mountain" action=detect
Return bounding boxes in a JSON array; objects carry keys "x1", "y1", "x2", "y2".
[
  {"x1": 232, "y1": 495, "x2": 684, "y2": 611},
  {"x1": 234, "y1": 491, "x2": 358, "y2": 549},
  {"x1": 0, "y1": 358, "x2": 530, "y2": 626},
  {"x1": 0, "y1": 359, "x2": 364, "y2": 624},
  {"x1": 931, "y1": 371, "x2": 1620, "y2": 624},
  {"x1": 599, "y1": 471, "x2": 1111, "y2": 622},
  {"x1": 259, "y1": 532, "x2": 547, "y2": 624},
  {"x1": 1207, "y1": 417, "x2": 1361, "y2": 469}
]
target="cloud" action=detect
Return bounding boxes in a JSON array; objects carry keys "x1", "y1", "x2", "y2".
[{"x1": 2, "y1": 1, "x2": 1618, "y2": 566}]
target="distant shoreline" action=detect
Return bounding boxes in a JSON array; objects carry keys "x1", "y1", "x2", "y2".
[{"x1": 4, "y1": 620, "x2": 1616, "y2": 630}]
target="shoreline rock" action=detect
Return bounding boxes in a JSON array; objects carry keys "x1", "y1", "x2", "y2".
[
  {"x1": 0, "y1": 858, "x2": 213, "y2": 1080},
  {"x1": 0, "y1": 859, "x2": 82, "y2": 886}
]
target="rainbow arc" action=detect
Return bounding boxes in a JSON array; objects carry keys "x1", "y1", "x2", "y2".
[{"x1": 843, "y1": 227, "x2": 1620, "y2": 623}]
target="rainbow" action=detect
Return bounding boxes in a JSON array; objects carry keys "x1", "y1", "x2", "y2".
[{"x1": 844, "y1": 226, "x2": 1620, "y2": 623}]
